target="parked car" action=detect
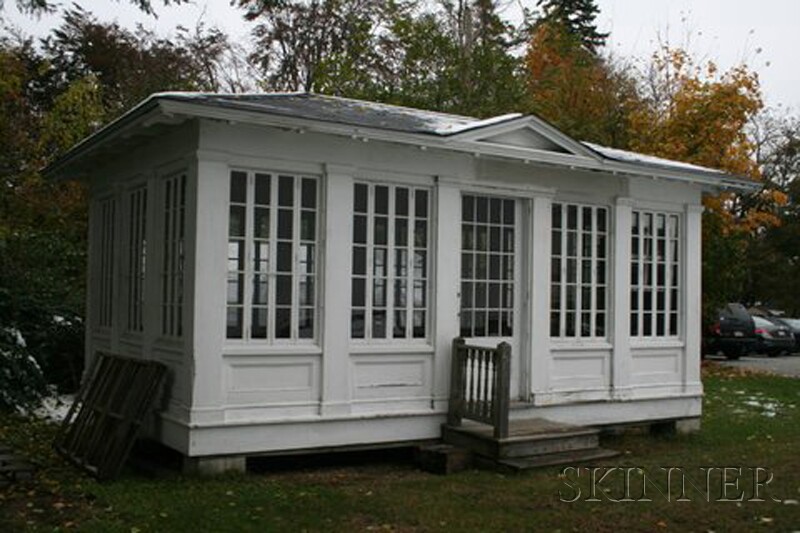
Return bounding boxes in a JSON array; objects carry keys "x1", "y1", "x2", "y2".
[
  {"x1": 752, "y1": 316, "x2": 795, "y2": 357},
  {"x1": 703, "y1": 303, "x2": 757, "y2": 360},
  {"x1": 770, "y1": 317, "x2": 800, "y2": 353}
]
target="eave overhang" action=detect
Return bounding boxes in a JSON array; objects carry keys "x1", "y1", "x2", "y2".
[{"x1": 44, "y1": 94, "x2": 760, "y2": 194}]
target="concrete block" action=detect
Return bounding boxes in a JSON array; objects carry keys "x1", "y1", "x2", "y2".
[{"x1": 183, "y1": 455, "x2": 247, "y2": 475}]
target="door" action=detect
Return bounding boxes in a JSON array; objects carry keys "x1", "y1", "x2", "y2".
[{"x1": 458, "y1": 193, "x2": 523, "y2": 399}]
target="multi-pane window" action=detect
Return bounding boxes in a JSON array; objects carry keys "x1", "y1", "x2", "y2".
[
  {"x1": 126, "y1": 186, "x2": 147, "y2": 332},
  {"x1": 351, "y1": 183, "x2": 429, "y2": 340},
  {"x1": 460, "y1": 195, "x2": 515, "y2": 338},
  {"x1": 550, "y1": 203, "x2": 608, "y2": 338},
  {"x1": 161, "y1": 173, "x2": 186, "y2": 337},
  {"x1": 227, "y1": 170, "x2": 318, "y2": 341},
  {"x1": 97, "y1": 197, "x2": 116, "y2": 328},
  {"x1": 630, "y1": 211, "x2": 680, "y2": 337}
]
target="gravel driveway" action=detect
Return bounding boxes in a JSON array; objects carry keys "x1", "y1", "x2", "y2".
[{"x1": 709, "y1": 353, "x2": 800, "y2": 377}]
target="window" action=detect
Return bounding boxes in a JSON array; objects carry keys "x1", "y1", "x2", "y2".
[
  {"x1": 97, "y1": 197, "x2": 116, "y2": 329},
  {"x1": 126, "y1": 186, "x2": 147, "y2": 332},
  {"x1": 351, "y1": 183, "x2": 429, "y2": 340},
  {"x1": 460, "y1": 195, "x2": 515, "y2": 338},
  {"x1": 227, "y1": 170, "x2": 319, "y2": 341},
  {"x1": 630, "y1": 211, "x2": 680, "y2": 338},
  {"x1": 162, "y1": 173, "x2": 186, "y2": 337},
  {"x1": 550, "y1": 203, "x2": 608, "y2": 338}
]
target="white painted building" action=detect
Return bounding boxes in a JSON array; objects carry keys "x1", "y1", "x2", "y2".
[{"x1": 47, "y1": 93, "x2": 755, "y2": 465}]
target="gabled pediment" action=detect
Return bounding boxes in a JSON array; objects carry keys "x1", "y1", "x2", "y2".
[{"x1": 448, "y1": 116, "x2": 601, "y2": 161}]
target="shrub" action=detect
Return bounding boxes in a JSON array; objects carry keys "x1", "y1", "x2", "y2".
[{"x1": 0, "y1": 327, "x2": 49, "y2": 412}]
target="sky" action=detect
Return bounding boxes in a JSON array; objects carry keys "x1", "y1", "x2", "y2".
[{"x1": 2, "y1": 0, "x2": 798, "y2": 110}]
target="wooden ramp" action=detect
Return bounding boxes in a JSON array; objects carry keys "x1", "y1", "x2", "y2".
[{"x1": 442, "y1": 418, "x2": 618, "y2": 471}]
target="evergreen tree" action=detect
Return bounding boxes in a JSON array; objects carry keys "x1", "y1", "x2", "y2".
[{"x1": 536, "y1": 0, "x2": 608, "y2": 52}]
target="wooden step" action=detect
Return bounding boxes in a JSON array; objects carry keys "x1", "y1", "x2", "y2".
[
  {"x1": 442, "y1": 418, "x2": 600, "y2": 460},
  {"x1": 493, "y1": 448, "x2": 620, "y2": 472}
]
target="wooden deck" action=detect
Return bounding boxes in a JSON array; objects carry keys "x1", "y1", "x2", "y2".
[{"x1": 442, "y1": 418, "x2": 618, "y2": 471}]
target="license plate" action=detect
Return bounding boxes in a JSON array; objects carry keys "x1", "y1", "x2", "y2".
[{"x1": 733, "y1": 331, "x2": 744, "y2": 337}]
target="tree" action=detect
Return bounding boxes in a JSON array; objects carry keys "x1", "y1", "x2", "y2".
[
  {"x1": 3, "y1": 0, "x2": 188, "y2": 16},
  {"x1": 524, "y1": 19, "x2": 638, "y2": 146},
  {"x1": 535, "y1": 0, "x2": 608, "y2": 52}
]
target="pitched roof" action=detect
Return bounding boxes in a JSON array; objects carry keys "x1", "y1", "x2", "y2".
[
  {"x1": 153, "y1": 91, "x2": 523, "y2": 135},
  {"x1": 45, "y1": 91, "x2": 758, "y2": 191}
]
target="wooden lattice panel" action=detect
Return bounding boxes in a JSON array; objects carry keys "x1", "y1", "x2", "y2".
[{"x1": 55, "y1": 353, "x2": 167, "y2": 480}]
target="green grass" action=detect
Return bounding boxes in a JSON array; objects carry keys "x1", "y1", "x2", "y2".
[{"x1": 2, "y1": 363, "x2": 799, "y2": 532}]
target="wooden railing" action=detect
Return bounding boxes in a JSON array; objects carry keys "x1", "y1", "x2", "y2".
[{"x1": 447, "y1": 337, "x2": 511, "y2": 439}]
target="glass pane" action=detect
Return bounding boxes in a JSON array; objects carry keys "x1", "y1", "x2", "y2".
[
  {"x1": 476, "y1": 226, "x2": 488, "y2": 251},
  {"x1": 503, "y1": 200, "x2": 514, "y2": 225},
  {"x1": 551, "y1": 203, "x2": 562, "y2": 228},
  {"x1": 413, "y1": 280, "x2": 426, "y2": 307},
  {"x1": 255, "y1": 173, "x2": 271, "y2": 205},
  {"x1": 487, "y1": 311, "x2": 500, "y2": 336},
  {"x1": 226, "y1": 307, "x2": 243, "y2": 338},
  {"x1": 566, "y1": 312, "x2": 576, "y2": 336},
  {"x1": 395, "y1": 249, "x2": 408, "y2": 277},
  {"x1": 351, "y1": 310, "x2": 365, "y2": 338},
  {"x1": 582, "y1": 207, "x2": 592, "y2": 231},
  {"x1": 353, "y1": 246, "x2": 366, "y2": 275},
  {"x1": 251, "y1": 308, "x2": 268, "y2": 338},
  {"x1": 375, "y1": 186, "x2": 389, "y2": 214},
  {"x1": 254, "y1": 207, "x2": 270, "y2": 239},
  {"x1": 229, "y1": 206, "x2": 245, "y2": 237},
  {"x1": 596, "y1": 313, "x2": 606, "y2": 337},
  {"x1": 414, "y1": 220, "x2": 427, "y2": 248},
  {"x1": 476, "y1": 254, "x2": 487, "y2": 279},
  {"x1": 229, "y1": 241, "x2": 245, "y2": 271},
  {"x1": 395, "y1": 187, "x2": 409, "y2": 216},
  {"x1": 374, "y1": 216, "x2": 388, "y2": 245},
  {"x1": 298, "y1": 308, "x2": 314, "y2": 338},
  {"x1": 489, "y1": 283, "x2": 500, "y2": 307},
  {"x1": 394, "y1": 279, "x2": 407, "y2": 307},
  {"x1": 460, "y1": 312, "x2": 473, "y2": 338},
  {"x1": 461, "y1": 282, "x2": 473, "y2": 308},
  {"x1": 501, "y1": 311, "x2": 513, "y2": 336},
  {"x1": 230, "y1": 171, "x2": 247, "y2": 203},
  {"x1": 299, "y1": 243, "x2": 314, "y2": 274},
  {"x1": 490, "y1": 227, "x2": 501, "y2": 252},
  {"x1": 299, "y1": 276, "x2": 314, "y2": 306},
  {"x1": 252, "y1": 274, "x2": 268, "y2": 305},
  {"x1": 301, "y1": 178, "x2": 316, "y2": 209},
  {"x1": 462, "y1": 224, "x2": 474, "y2": 250},
  {"x1": 550, "y1": 312, "x2": 560, "y2": 336},
  {"x1": 395, "y1": 218, "x2": 408, "y2": 246},
  {"x1": 489, "y1": 254, "x2": 500, "y2": 280},
  {"x1": 277, "y1": 242, "x2": 293, "y2": 272},
  {"x1": 373, "y1": 279, "x2": 386, "y2": 307},
  {"x1": 567, "y1": 205, "x2": 578, "y2": 229},
  {"x1": 462, "y1": 195, "x2": 474, "y2": 221},
  {"x1": 476, "y1": 283, "x2": 487, "y2": 308},
  {"x1": 551, "y1": 258, "x2": 561, "y2": 283},
  {"x1": 394, "y1": 310, "x2": 407, "y2": 338},
  {"x1": 227, "y1": 274, "x2": 243, "y2": 304},
  {"x1": 354, "y1": 184, "x2": 368, "y2": 213},
  {"x1": 581, "y1": 312, "x2": 591, "y2": 336},
  {"x1": 414, "y1": 251, "x2": 426, "y2": 278},
  {"x1": 276, "y1": 275, "x2": 292, "y2": 305},
  {"x1": 413, "y1": 310, "x2": 425, "y2": 338},
  {"x1": 373, "y1": 310, "x2": 387, "y2": 338},
  {"x1": 301, "y1": 211, "x2": 315, "y2": 241},
  {"x1": 278, "y1": 175, "x2": 294, "y2": 207},
  {"x1": 415, "y1": 189, "x2": 428, "y2": 218},
  {"x1": 474, "y1": 311, "x2": 486, "y2": 337},
  {"x1": 352, "y1": 278, "x2": 366, "y2": 307},
  {"x1": 353, "y1": 215, "x2": 367, "y2": 244},
  {"x1": 275, "y1": 308, "x2": 291, "y2": 338},
  {"x1": 374, "y1": 248, "x2": 387, "y2": 277},
  {"x1": 476, "y1": 197, "x2": 488, "y2": 222},
  {"x1": 278, "y1": 209, "x2": 293, "y2": 239},
  {"x1": 597, "y1": 208, "x2": 607, "y2": 232},
  {"x1": 490, "y1": 198, "x2": 501, "y2": 223}
]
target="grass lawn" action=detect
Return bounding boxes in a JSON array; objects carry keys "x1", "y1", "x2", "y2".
[{"x1": 1, "y1": 363, "x2": 799, "y2": 532}]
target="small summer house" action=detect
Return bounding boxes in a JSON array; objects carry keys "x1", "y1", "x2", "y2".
[{"x1": 47, "y1": 93, "x2": 755, "y2": 470}]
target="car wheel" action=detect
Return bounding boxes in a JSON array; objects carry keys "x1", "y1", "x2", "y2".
[{"x1": 724, "y1": 351, "x2": 741, "y2": 360}]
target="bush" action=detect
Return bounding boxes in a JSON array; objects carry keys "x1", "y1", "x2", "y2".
[{"x1": 0, "y1": 327, "x2": 49, "y2": 412}]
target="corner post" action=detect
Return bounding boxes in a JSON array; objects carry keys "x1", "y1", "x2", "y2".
[
  {"x1": 494, "y1": 341, "x2": 511, "y2": 440},
  {"x1": 447, "y1": 337, "x2": 466, "y2": 427},
  {"x1": 612, "y1": 197, "x2": 633, "y2": 399}
]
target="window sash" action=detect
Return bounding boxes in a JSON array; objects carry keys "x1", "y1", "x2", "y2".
[
  {"x1": 459, "y1": 194, "x2": 516, "y2": 339},
  {"x1": 161, "y1": 173, "x2": 186, "y2": 338},
  {"x1": 226, "y1": 170, "x2": 319, "y2": 343},
  {"x1": 549, "y1": 203, "x2": 608, "y2": 339},
  {"x1": 126, "y1": 186, "x2": 147, "y2": 332},
  {"x1": 97, "y1": 197, "x2": 116, "y2": 329},
  {"x1": 351, "y1": 183, "x2": 429, "y2": 341},
  {"x1": 630, "y1": 210, "x2": 680, "y2": 338}
]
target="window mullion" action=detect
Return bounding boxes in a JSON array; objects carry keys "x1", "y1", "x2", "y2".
[
  {"x1": 386, "y1": 186, "x2": 395, "y2": 339},
  {"x1": 267, "y1": 174, "x2": 278, "y2": 342},
  {"x1": 365, "y1": 186, "x2": 374, "y2": 340},
  {"x1": 559, "y1": 207, "x2": 567, "y2": 337},
  {"x1": 589, "y1": 208, "x2": 597, "y2": 339},
  {"x1": 290, "y1": 177, "x2": 301, "y2": 341}
]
